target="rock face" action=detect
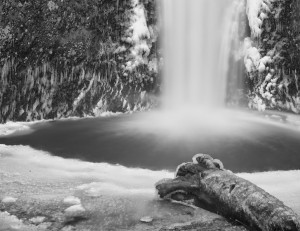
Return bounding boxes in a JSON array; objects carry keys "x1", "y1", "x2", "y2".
[
  {"x1": 244, "y1": 0, "x2": 300, "y2": 113},
  {"x1": 0, "y1": 0, "x2": 160, "y2": 123},
  {"x1": 156, "y1": 154, "x2": 300, "y2": 231}
]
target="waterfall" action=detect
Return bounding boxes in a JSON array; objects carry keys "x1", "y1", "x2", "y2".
[{"x1": 161, "y1": 0, "x2": 242, "y2": 110}]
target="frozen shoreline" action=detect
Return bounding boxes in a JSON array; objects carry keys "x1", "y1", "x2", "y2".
[
  {"x1": 0, "y1": 111, "x2": 123, "y2": 137},
  {"x1": 1, "y1": 111, "x2": 300, "y2": 229},
  {"x1": 0, "y1": 144, "x2": 299, "y2": 230}
]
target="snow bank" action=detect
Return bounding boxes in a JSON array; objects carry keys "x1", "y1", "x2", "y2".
[
  {"x1": 0, "y1": 144, "x2": 299, "y2": 213},
  {"x1": 0, "y1": 112, "x2": 123, "y2": 137},
  {"x1": 0, "y1": 121, "x2": 32, "y2": 136},
  {"x1": 0, "y1": 144, "x2": 172, "y2": 193},
  {"x1": 77, "y1": 182, "x2": 153, "y2": 197}
]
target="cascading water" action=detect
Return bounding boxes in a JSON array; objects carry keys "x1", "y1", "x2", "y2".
[{"x1": 161, "y1": 0, "x2": 243, "y2": 110}]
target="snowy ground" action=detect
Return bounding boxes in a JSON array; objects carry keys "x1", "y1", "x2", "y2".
[
  {"x1": 0, "y1": 144, "x2": 299, "y2": 230},
  {"x1": 0, "y1": 144, "x2": 172, "y2": 230}
]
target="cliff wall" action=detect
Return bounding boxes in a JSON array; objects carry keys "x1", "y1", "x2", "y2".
[{"x1": 0, "y1": 0, "x2": 160, "y2": 122}]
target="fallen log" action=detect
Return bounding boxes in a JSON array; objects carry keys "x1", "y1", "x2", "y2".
[{"x1": 155, "y1": 154, "x2": 300, "y2": 231}]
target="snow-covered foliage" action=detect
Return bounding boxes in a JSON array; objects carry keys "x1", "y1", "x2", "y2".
[
  {"x1": 248, "y1": 95, "x2": 266, "y2": 111},
  {"x1": 243, "y1": 38, "x2": 261, "y2": 75},
  {"x1": 246, "y1": 0, "x2": 264, "y2": 37},
  {"x1": 245, "y1": 0, "x2": 300, "y2": 113},
  {"x1": 246, "y1": 0, "x2": 272, "y2": 37},
  {"x1": 124, "y1": 0, "x2": 151, "y2": 72}
]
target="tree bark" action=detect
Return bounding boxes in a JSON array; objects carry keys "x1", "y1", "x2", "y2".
[{"x1": 155, "y1": 154, "x2": 300, "y2": 231}]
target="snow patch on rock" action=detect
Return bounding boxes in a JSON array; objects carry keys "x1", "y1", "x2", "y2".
[
  {"x1": 29, "y1": 216, "x2": 46, "y2": 225},
  {"x1": 0, "y1": 122, "x2": 31, "y2": 136},
  {"x1": 64, "y1": 204, "x2": 86, "y2": 216},
  {"x1": 140, "y1": 216, "x2": 153, "y2": 223},
  {"x1": 63, "y1": 196, "x2": 81, "y2": 205},
  {"x1": 2, "y1": 196, "x2": 17, "y2": 204}
]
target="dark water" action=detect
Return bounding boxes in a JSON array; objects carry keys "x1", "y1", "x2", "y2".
[{"x1": 1, "y1": 110, "x2": 300, "y2": 172}]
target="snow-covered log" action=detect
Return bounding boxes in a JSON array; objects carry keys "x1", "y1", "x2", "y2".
[{"x1": 156, "y1": 154, "x2": 300, "y2": 231}]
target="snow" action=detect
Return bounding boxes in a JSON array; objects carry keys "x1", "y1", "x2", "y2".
[
  {"x1": 140, "y1": 216, "x2": 153, "y2": 223},
  {"x1": 1, "y1": 196, "x2": 17, "y2": 204},
  {"x1": 249, "y1": 95, "x2": 266, "y2": 111},
  {"x1": 63, "y1": 196, "x2": 81, "y2": 205},
  {"x1": 0, "y1": 211, "x2": 41, "y2": 231},
  {"x1": 243, "y1": 37, "x2": 261, "y2": 74},
  {"x1": 29, "y1": 216, "x2": 46, "y2": 225},
  {"x1": 258, "y1": 56, "x2": 272, "y2": 72},
  {"x1": 77, "y1": 182, "x2": 153, "y2": 197},
  {"x1": 246, "y1": 0, "x2": 263, "y2": 37},
  {"x1": 0, "y1": 112, "x2": 123, "y2": 137},
  {"x1": 0, "y1": 121, "x2": 32, "y2": 136},
  {"x1": 0, "y1": 143, "x2": 300, "y2": 228},
  {"x1": 0, "y1": 144, "x2": 172, "y2": 191},
  {"x1": 64, "y1": 204, "x2": 86, "y2": 215},
  {"x1": 99, "y1": 111, "x2": 123, "y2": 117},
  {"x1": 124, "y1": 0, "x2": 151, "y2": 72}
]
